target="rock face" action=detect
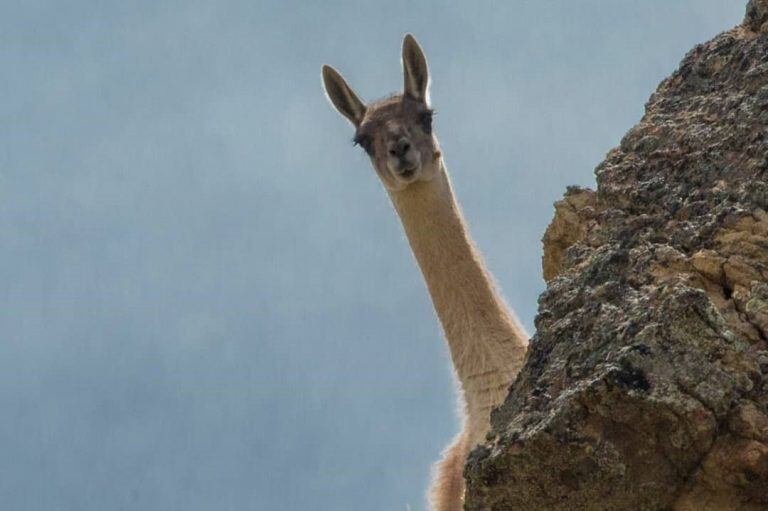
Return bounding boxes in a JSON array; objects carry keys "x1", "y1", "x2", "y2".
[{"x1": 464, "y1": 3, "x2": 768, "y2": 510}]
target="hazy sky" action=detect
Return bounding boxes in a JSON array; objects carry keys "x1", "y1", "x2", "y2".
[{"x1": 0, "y1": 1, "x2": 747, "y2": 510}]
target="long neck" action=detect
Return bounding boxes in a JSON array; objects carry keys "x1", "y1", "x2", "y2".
[{"x1": 388, "y1": 165, "x2": 527, "y2": 441}]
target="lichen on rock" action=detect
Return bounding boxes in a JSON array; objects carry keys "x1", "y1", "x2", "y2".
[
  {"x1": 464, "y1": 3, "x2": 768, "y2": 509},
  {"x1": 746, "y1": 0, "x2": 768, "y2": 32}
]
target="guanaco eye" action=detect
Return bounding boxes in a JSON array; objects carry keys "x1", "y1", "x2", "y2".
[
  {"x1": 353, "y1": 134, "x2": 373, "y2": 155},
  {"x1": 419, "y1": 110, "x2": 434, "y2": 134}
]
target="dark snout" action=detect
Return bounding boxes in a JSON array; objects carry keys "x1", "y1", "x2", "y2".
[
  {"x1": 386, "y1": 136, "x2": 420, "y2": 180},
  {"x1": 389, "y1": 137, "x2": 412, "y2": 158}
]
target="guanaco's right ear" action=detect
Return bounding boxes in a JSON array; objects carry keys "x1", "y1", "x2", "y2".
[
  {"x1": 402, "y1": 34, "x2": 429, "y2": 103},
  {"x1": 321, "y1": 65, "x2": 367, "y2": 127}
]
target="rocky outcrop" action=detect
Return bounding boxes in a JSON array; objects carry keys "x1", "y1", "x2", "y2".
[{"x1": 464, "y1": 2, "x2": 768, "y2": 509}]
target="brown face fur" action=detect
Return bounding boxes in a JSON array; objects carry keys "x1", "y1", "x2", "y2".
[
  {"x1": 322, "y1": 34, "x2": 441, "y2": 192},
  {"x1": 353, "y1": 95, "x2": 441, "y2": 191}
]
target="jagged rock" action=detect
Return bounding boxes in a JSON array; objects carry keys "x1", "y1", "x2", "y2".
[
  {"x1": 542, "y1": 187, "x2": 598, "y2": 282},
  {"x1": 464, "y1": 3, "x2": 768, "y2": 509},
  {"x1": 746, "y1": 0, "x2": 768, "y2": 32}
]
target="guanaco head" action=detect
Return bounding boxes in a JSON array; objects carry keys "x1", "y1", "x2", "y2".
[{"x1": 322, "y1": 34, "x2": 442, "y2": 192}]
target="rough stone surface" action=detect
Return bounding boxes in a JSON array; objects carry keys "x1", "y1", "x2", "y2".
[
  {"x1": 746, "y1": 0, "x2": 768, "y2": 32},
  {"x1": 464, "y1": 4, "x2": 768, "y2": 510}
]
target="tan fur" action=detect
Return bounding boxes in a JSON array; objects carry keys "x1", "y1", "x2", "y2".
[
  {"x1": 430, "y1": 431, "x2": 469, "y2": 511},
  {"x1": 389, "y1": 168, "x2": 528, "y2": 448},
  {"x1": 322, "y1": 35, "x2": 528, "y2": 510}
]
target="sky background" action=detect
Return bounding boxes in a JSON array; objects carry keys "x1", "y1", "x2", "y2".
[{"x1": 0, "y1": 1, "x2": 748, "y2": 510}]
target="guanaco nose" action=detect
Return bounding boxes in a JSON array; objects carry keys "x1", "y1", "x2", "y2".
[{"x1": 389, "y1": 138, "x2": 412, "y2": 158}]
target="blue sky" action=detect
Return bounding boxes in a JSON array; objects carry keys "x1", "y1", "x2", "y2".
[{"x1": 0, "y1": 1, "x2": 746, "y2": 509}]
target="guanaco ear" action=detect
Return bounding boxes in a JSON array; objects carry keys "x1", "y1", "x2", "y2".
[
  {"x1": 402, "y1": 34, "x2": 429, "y2": 103},
  {"x1": 321, "y1": 65, "x2": 367, "y2": 127}
]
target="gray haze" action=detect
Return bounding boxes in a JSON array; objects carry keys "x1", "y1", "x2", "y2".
[{"x1": 0, "y1": 1, "x2": 746, "y2": 509}]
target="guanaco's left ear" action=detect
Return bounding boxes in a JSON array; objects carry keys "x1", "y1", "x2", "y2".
[
  {"x1": 321, "y1": 65, "x2": 367, "y2": 127},
  {"x1": 402, "y1": 34, "x2": 429, "y2": 103}
]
